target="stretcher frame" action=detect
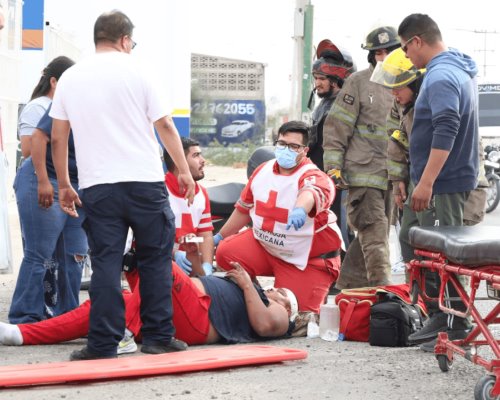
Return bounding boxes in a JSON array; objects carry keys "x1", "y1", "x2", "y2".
[{"x1": 409, "y1": 249, "x2": 500, "y2": 398}]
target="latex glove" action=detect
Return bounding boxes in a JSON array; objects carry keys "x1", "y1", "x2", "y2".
[
  {"x1": 213, "y1": 233, "x2": 224, "y2": 247},
  {"x1": 202, "y1": 262, "x2": 213, "y2": 276},
  {"x1": 174, "y1": 251, "x2": 192, "y2": 275},
  {"x1": 286, "y1": 207, "x2": 307, "y2": 231}
]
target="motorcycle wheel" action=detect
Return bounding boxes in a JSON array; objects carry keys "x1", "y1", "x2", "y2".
[{"x1": 485, "y1": 176, "x2": 500, "y2": 213}]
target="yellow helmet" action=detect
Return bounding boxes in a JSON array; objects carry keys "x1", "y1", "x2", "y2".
[{"x1": 370, "y1": 48, "x2": 425, "y2": 89}]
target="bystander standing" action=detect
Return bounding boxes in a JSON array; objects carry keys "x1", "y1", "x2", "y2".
[
  {"x1": 397, "y1": 13, "x2": 479, "y2": 351},
  {"x1": 50, "y1": 10, "x2": 195, "y2": 361}
]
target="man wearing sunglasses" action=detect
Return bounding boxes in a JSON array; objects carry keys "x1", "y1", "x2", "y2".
[
  {"x1": 397, "y1": 14, "x2": 478, "y2": 349},
  {"x1": 214, "y1": 121, "x2": 343, "y2": 314}
]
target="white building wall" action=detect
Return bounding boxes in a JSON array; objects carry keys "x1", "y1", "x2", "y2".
[
  {"x1": 0, "y1": 0, "x2": 22, "y2": 273},
  {"x1": 1, "y1": 1, "x2": 191, "y2": 273}
]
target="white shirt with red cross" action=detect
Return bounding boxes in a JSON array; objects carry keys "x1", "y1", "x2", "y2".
[
  {"x1": 165, "y1": 172, "x2": 213, "y2": 243},
  {"x1": 246, "y1": 160, "x2": 320, "y2": 270}
]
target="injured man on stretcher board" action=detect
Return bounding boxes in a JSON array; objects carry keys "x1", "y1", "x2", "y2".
[{"x1": 0, "y1": 262, "x2": 300, "y2": 353}]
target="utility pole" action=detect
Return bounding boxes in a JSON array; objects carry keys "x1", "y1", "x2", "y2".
[
  {"x1": 455, "y1": 28, "x2": 499, "y2": 77},
  {"x1": 290, "y1": 0, "x2": 313, "y2": 122}
]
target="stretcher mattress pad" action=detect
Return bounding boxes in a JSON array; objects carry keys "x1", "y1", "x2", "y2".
[
  {"x1": 409, "y1": 226, "x2": 500, "y2": 266},
  {"x1": 0, "y1": 345, "x2": 307, "y2": 388}
]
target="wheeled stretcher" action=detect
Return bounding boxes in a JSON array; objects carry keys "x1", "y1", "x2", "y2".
[{"x1": 408, "y1": 225, "x2": 500, "y2": 400}]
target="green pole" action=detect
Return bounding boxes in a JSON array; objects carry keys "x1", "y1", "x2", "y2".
[{"x1": 301, "y1": 3, "x2": 314, "y2": 117}]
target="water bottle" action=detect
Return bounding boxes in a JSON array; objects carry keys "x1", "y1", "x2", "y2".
[
  {"x1": 307, "y1": 314, "x2": 320, "y2": 339},
  {"x1": 319, "y1": 299, "x2": 340, "y2": 342}
]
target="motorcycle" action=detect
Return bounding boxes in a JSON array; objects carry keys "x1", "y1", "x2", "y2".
[
  {"x1": 206, "y1": 146, "x2": 274, "y2": 231},
  {"x1": 84, "y1": 144, "x2": 355, "y2": 290},
  {"x1": 208, "y1": 145, "x2": 354, "y2": 257},
  {"x1": 81, "y1": 161, "x2": 254, "y2": 291},
  {"x1": 484, "y1": 145, "x2": 500, "y2": 213},
  {"x1": 207, "y1": 182, "x2": 245, "y2": 231}
]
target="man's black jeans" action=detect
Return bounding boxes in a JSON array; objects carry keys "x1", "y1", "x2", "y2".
[{"x1": 81, "y1": 181, "x2": 176, "y2": 355}]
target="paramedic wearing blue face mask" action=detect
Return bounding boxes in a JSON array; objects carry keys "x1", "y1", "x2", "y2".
[{"x1": 214, "y1": 121, "x2": 343, "y2": 314}]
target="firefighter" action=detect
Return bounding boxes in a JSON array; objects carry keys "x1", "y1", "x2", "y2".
[
  {"x1": 371, "y1": 48, "x2": 426, "y2": 216},
  {"x1": 309, "y1": 40, "x2": 355, "y2": 254},
  {"x1": 309, "y1": 39, "x2": 355, "y2": 170},
  {"x1": 323, "y1": 26, "x2": 400, "y2": 288},
  {"x1": 370, "y1": 47, "x2": 426, "y2": 277}
]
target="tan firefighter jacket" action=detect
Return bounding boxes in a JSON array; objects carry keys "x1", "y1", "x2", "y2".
[
  {"x1": 323, "y1": 66, "x2": 394, "y2": 190},
  {"x1": 386, "y1": 99, "x2": 414, "y2": 184},
  {"x1": 386, "y1": 100, "x2": 488, "y2": 190}
]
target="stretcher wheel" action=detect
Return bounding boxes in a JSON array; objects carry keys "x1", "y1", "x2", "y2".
[
  {"x1": 474, "y1": 375, "x2": 499, "y2": 400},
  {"x1": 436, "y1": 354, "x2": 452, "y2": 372}
]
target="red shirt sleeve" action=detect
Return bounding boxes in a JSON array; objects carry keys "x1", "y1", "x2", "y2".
[{"x1": 298, "y1": 162, "x2": 335, "y2": 216}]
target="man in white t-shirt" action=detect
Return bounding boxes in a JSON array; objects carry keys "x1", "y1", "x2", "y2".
[{"x1": 50, "y1": 10, "x2": 195, "y2": 361}]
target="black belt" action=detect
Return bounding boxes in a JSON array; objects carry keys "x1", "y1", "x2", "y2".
[{"x1": 317, "y1": 249, "x2": 341, "y2": 259}]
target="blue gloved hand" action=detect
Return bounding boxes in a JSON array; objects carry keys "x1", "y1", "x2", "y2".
[
  {"x1": 213, "y1": 233, "x2": 224, "y2": 247},
  {"x1": 174, "y1": 251, "x2": 192, "y2": 275},
  {"x1": 202, "y1": 262, "x2": 213, "y2": 276},
  {"x1": 286, "y1": 207, "x2": 307, "y2": 231}
]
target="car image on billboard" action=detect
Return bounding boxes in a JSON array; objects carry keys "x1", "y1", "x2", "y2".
[{"x1": 220, "y1": 120, "x2": 255, "y2": 142}]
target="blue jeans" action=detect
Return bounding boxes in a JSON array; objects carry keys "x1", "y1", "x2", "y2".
[
  {"x1": 81, "y1": 181, "x2": 176, "y2": 356},
  {"x1": 9, "y1": 158, "x2": 88, "y2": 323}
]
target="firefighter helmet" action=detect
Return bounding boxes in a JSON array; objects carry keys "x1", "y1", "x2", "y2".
[
  {"x1": 361, "y1": 26, "x2": 399, "y2": 50},
  {"x1": 370, "y1": 48, "x2": 425, "y2": 89},
  {"x1": 312, "y1": 39, "x2": 356, "y2": 86}
]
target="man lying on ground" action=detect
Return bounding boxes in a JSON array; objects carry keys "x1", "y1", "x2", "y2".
[{"x1": 0, "y1": 262, "x2": 299, "y2": 354}]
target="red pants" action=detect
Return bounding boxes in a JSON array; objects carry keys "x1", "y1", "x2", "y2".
[
  {"x1": 19, "y1": 264, "x2": 211, "y2": 346},
  {"x1": 216, "y1": 229, "x2": 340, "y2": 313}
]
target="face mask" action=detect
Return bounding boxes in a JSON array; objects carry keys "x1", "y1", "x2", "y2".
[{"x1": 275, "y1": 147, "x2": 299, "y2": 169}]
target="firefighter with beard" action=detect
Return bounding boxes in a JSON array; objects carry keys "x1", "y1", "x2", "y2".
[
  {"x1": 309, "y1": 39, "x2": 356, "y2": 170},
  {"x1": 309, "y1": 40, "x2": 355, "y2": 257},
  {"x1": 323, "y1": 26, "x2": 401, "y2": 289}
]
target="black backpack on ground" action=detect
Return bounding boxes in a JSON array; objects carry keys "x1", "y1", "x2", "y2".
[{"x1": 369, "y1": 292, "x2": 426, "y2": 347}]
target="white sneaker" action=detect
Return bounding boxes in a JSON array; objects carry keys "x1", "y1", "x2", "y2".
[
  {"x1": 117, "y1": 332, "x2": 137, "y2": 355},
  {"x1": 0, "y1": 322, "x2": 23, "y2": 345}
]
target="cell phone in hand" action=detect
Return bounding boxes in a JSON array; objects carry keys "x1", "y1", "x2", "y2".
[{"x1": 185, "y1": 236, "x2": 204, "y2": 243}]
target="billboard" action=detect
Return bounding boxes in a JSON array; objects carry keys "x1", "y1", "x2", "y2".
[
  {"x1": 478, "y1": 83, "x2": 500, "y2": 137},
  {"x1": 191, "y1": 99, "x2": 265, "y2": 145}
]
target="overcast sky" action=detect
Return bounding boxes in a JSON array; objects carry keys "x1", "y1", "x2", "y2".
[{"x1": 45, "y1": 0, "x2": 500, "y2": 109}]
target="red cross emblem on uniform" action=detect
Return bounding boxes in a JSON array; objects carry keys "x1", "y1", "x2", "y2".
[
  {"x1": 255, "y1": 190, "x2": 289, "y2": 233},
  {"x1": 176, "y1": 213, "x2": 196, "y2": 239}
]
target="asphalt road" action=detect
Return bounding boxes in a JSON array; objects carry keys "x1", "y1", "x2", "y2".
[{"x1": 1, "y1": 165, "x2": 499, "y2": 399}]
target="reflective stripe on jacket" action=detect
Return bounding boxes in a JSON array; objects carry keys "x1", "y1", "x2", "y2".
[{"x1": 323, "y1": 66, "x2": 393, "y2": 190}]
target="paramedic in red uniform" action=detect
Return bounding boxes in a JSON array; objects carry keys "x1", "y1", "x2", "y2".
[
  {"x1": 163, "y1": 137, "x2": 214, "y2": 277},
  {"x1": 215, "y1": 121, "x2": 343, "y2": 313}
]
